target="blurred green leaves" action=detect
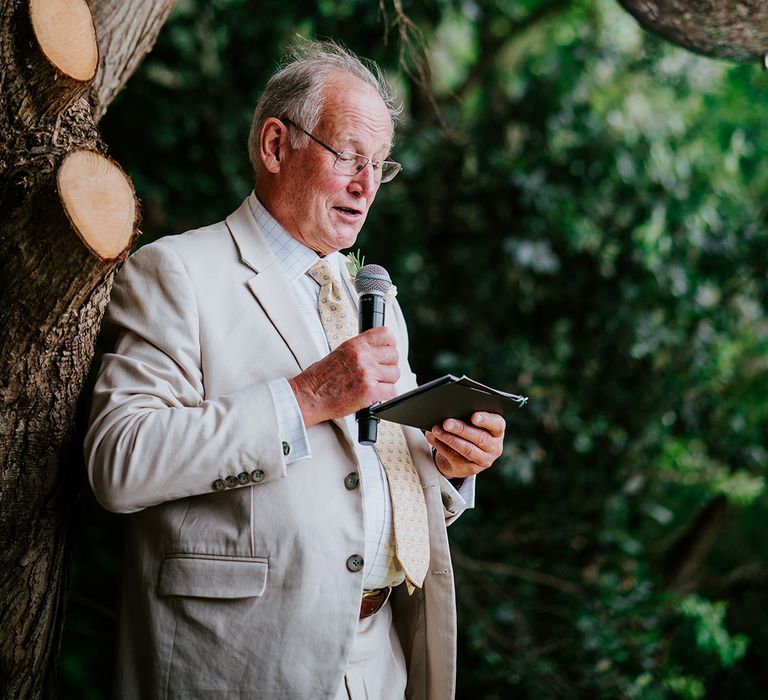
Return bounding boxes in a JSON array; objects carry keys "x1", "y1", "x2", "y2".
[{"x1": 679, "y1": 595, "x2": 749, "y2": 668}]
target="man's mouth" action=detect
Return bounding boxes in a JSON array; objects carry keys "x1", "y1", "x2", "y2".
[{"x1": 333, "y1": 206, "x2": 363, "y2": 217}]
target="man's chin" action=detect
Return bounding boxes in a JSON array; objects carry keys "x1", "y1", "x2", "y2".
[
  {"x1": 331, "y1": 225, "x2": 364, "y2": 252},
  {"x1": 312, "y1": 230, "x2": 360, "y2": 256}
]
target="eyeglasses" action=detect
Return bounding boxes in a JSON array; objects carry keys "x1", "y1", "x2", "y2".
[{"x1": 282, "y1": 118, "x2": 402, "y2": 183}]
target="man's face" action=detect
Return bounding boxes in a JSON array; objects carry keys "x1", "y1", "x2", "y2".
[{"x1": 276, "y1": 71, "x2": 394, "y2": 256}]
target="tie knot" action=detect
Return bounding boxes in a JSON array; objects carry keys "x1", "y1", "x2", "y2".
[
  {"x1": 308, "y1": 258, "x2": 356, "y2": 350},
  {"x1": 307, "y1": 259, "x2": 338, "y2": 288}
]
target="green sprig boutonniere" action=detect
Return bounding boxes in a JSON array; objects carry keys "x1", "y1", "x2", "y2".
[{"x1": 346, "y1": 249, "x2": 365, "y2": 281}]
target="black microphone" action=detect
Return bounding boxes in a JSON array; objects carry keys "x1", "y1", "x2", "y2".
[{"x1": 354, "y1": 264, "x2": 393, "y2": 445}]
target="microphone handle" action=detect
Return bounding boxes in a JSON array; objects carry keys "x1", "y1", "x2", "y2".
[
  {"x1": 356, "y1": 292, "x2": 386, "y2": 444},
  {"x1": 358, "y1": 293, "x2": 386, "y2": 332}
]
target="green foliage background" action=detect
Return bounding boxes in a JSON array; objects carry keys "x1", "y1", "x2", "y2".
[{"x1": 63, "y1": 0, "x2": 768, "y2": 697}]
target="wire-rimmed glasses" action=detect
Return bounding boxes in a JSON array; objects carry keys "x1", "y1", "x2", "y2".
[{"x1": 282, "y1": 118, "x2": 402, "y2": 183}]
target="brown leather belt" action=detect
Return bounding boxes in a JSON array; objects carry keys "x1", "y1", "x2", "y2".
[{"x1": 360, "y1": 587, "x2": 392, "y2": 620}]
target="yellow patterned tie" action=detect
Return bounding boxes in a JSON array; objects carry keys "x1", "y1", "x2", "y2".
[{"x1": 307, "y1": 259, "x2": 430, "y2": 592}]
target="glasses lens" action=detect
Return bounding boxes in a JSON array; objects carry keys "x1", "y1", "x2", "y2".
[
  {"x1": 380, "y1": 161, "x2": 402, "y2": 183},
  {"x1": 333, "y1": 153, "x2": 402, "y2": 183},
  {"x1": 334, "y1": 152, "x2": 363, "y2": 176}
]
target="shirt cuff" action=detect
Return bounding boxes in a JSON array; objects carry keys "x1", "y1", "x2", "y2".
[
  {"x1": 455, "y1": 474, "x2": 476, "y2": 507},
  {"x1": 440, "y1": 473, "x2": 476, "y2": 511},
  {"x1": 267, "y1": 378, "x2": 311, "y2": 464},
  {"x1": 430, "y1": 446, "x2": 476, "y2": 509}
]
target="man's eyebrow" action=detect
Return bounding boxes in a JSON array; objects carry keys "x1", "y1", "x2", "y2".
[
  {"x1": 345, "y1": 140, "x2": 394, "y2": 159},
  {"x1": 335, "y1": 131, "x2": 392, "y2": 153}
]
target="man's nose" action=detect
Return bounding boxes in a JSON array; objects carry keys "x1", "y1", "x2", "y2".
[{"x1": 348, "y1": 163, "x2": 378, "y2": 196}]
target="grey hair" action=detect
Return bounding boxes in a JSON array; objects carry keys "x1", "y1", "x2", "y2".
[{"x1": 247, "y1": 39, "x2": 402, "y2": 174}]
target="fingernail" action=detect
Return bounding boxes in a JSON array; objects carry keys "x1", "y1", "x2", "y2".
[
  {"x1": 445, "y1": 420, "x2": 455, "y2": 430},
  {"x1": 474, "y1": 414, "x2": 483, "y2": 424}
]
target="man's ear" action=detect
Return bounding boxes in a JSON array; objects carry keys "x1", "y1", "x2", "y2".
[{"x1": 260, "y1": 118, "x2": 289, "y2": 174}]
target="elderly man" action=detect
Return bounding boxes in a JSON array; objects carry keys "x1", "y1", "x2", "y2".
[{"x1": 85, "y1": 40, "x2": 505, "y2": 699}]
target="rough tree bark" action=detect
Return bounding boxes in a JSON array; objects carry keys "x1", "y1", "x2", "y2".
[
  {"x1": 617, "y1": 0, "x2": 768, "y2": 62},
  {"x1": 0, "y1": 0, "x2": 175, "y2": 697}
]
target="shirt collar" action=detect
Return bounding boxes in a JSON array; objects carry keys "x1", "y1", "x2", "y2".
[{"x1": 247, "y1": 191, "x2": 346, "y2": 283}]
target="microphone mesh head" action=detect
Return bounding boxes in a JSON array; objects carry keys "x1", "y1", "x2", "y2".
[{"x1": 354, "y1": 264, "x2": 392, "y2": 294}]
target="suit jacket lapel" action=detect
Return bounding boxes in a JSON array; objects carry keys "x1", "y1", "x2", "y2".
[
  {"x1": 225, "y1": 199, "x2": 359, "y2": 449},
  {"x1": 225, "y1": 200, "x2": 319, "y2": 373}
]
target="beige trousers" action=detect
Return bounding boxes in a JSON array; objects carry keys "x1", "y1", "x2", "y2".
[{"x1": 333, "y1": 602, "x2": 407, "y2": 700}]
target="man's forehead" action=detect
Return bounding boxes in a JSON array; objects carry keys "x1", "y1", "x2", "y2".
[
  {"x1": 333, "y1": 127, "x2": 393, "y2": 154},
  {"x1": 319, "y1": 72, "x2": 393, "y2": 146},
  {"x1": 319, "y1": 119, "x2": 393, "y2": 157}
]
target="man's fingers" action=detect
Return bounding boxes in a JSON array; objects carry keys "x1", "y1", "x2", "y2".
[
  {"x1": 425, "y1": 432, "x2": 479, "y2": 478},
  {"x1": 375, "y1": 364, "x2": 401, "y2": 384},
  {"x1": 429, "y1": 415, "x2": 505, "y2": 467},
  {"x1": 435, "y1": 419, "x2": 499, "y2": 456},
  {"x1": 441, "y1": 414, "x2": 505, "y2": 440},
  {"x1": 371, "y1": 345, "x2": 400, "y2": 365},
  {"x1": 360, "y1": 326, "x2": 397, "y2": 346},
  {"x1": 470, "y1": 412, "x2": 506, "y2": 438},
  {"x1": 293, "y1": 324, "x2": 403, "y2": 424},
  {"x1": 426, "y1": 413, "x2": 506, "y2": 477},
  {"x1": 340, "y1": 330, "x2": 399, "y2": 364},
  {"x1": 429, "y1": 425, "x2": 494, "y2": 468}
]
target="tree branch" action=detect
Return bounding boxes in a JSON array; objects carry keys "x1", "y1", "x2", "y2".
[
  {"x1": 88, "y1": 0, "x2": 177, "y2": 122},
  {"x1": 617, "y1": 0, "x2": 768, "y2": 63},
  {"x1": 662, "y1": 494, "x2": 729, "y2": 593},
  {"x1": 452, "y1": 545, "x2": 584, "y2": 597}
]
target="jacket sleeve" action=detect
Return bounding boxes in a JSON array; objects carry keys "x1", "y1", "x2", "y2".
[{"x1": 84, "y1": 242, "x2": 286, "y2": 514}]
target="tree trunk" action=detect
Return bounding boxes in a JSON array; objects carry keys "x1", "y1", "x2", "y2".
[
  {"x1": 617, "y1": 0, "x2": 768, "y2": 62},
  {"x1": 0, "y1": 0, "x2": 175, "y2": 696}
]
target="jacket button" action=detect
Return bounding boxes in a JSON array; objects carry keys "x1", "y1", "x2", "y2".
[
  {"x1": 282, "y1": 440, "x2": 291, "y2": 456},
  {"x1": 212, "y1": 479, "x2": 226, "y2": 491},
  {"x1": 225, "y1": 475, "x2": 239, "y2": 489},
  {"x1": 344, "y1": 472, "x2": 360, "y2": 490},
  {"x1": 237, "y1": 472, "x2": 251, "y2": 485},
  {"x1": 251, "y1": 469, "x2": 265, "y2": 483},
  {"x1": 346, "y1": 554, "x2": 364, "y2": 572}
]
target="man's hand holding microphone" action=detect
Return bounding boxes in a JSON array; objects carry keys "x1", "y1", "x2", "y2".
[{"x1": 288, "y1": 263, "x2": 505, "y2": 477}]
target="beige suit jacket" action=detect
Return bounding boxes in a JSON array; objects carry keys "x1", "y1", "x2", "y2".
[{"x1": 85, "y1": 197, "x2": 469, "y2": 699}]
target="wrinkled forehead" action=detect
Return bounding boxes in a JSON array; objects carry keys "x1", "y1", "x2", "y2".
[{"x1": 318, "y1": 72, "x2": 394, "y2": 153}]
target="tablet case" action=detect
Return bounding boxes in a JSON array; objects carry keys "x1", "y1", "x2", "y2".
[{"x1": 370, "y1": 375, "x2": 528, "y2": 432}]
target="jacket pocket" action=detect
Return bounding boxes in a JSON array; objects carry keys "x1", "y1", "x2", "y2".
[{"x1": 157, "y1": 554, "x2": 268, "y2": 599}]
